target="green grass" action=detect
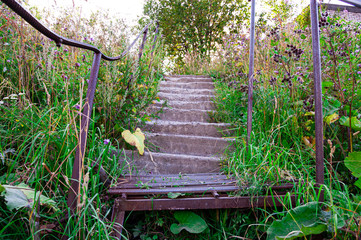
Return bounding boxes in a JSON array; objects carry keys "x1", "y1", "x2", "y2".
[{"x1": 1, "y1": 1, "x2": 361, "y2": 239}]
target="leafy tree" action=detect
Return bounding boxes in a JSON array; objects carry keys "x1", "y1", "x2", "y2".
[
  {"x1": 142, "y1": 0, "x2": 249, "y2": 63},
  {"x1": 295, "y1": 5, "x2": 311, "y2": 29},
  {"x1": 263, "y1": 0, "x2": 300, "y2": 24}
]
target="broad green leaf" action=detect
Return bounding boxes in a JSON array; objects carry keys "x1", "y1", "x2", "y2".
[
  {"x1": 170, "y1": 211, "x2": 208, "y2": 234},
  {"x1": 300, "y1": 34, "x2": 306, "y2": 39},
  {"x1": 339, "y1": 116, "x2": 361, "y2": 131},
  {"x1": 322, "y1": 81, "x2": 333, "y2": 88},
  {"x1": 355, "y1": 179, "x2": 361, "y2": 189},
  {"x1": 1, "y1": 183, "x2": 58, "y2": 211},
  {"x1": 167, "y1": 192, "x2": 185, "y2": 199},
  {"x1": 2, "y1": 187, "x2": 30, "y2": 210},
  {"x1": 0, "y1": 184, "x2": 5, "y2": 193},
  {"x1": 267, "y1": 202, "x2": 327, "y2": 240},
  {"x1": 324, "y1": 113, "x2": 339, "y2": 125},
  {"x1": 323, "y1": 97, "x2": 341, "y2": 116},
  {"x1": 344, "y1": 152, "x2": 361, "y2": 179},
  {"x1": 122, "y1": 128, "x2": 145, "y2": 155}
]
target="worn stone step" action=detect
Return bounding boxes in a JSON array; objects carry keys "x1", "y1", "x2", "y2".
[
  {"x1": 144, "y1": 120, "x2": 233, "y2": 137},
  {"x1": 159, "y1": 81, "x2": 214, "y2": 90},
  {"x1": 153, "y1": 100, "x2": 214, "y2": 110},
  {"x1": 164, "y1": 76, "x2": 213, "y2": 83},
  {"x1": 117, "y1": 149, "x2": 221, "y2": 174},
  {"x1": 159, "y1": 87, "x2": 214, "y2": 95},
  {"x1": 158, "y1": 92, "x2": 213, "y2": 102},
  {"x1": 149, "y1": 107, "x2": 211, "y2": 122},
  {"x1": 146, "y1": 133, "x2": 234, "y2": 156},
  {"x1": 165, "y1": 75, "x2": 210, "y2": 78}
]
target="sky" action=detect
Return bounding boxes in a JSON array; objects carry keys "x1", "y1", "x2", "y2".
[
  {"x1": 26, "y1": 0, "x2": 146, "y2": 26},
  {"x1": 26, "y1": 0, "x2": 351, "y2": 25}
]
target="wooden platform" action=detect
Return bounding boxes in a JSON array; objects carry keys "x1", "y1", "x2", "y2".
[{"x1": 109, "y1": 173, "x2": 296, "y2": 239}]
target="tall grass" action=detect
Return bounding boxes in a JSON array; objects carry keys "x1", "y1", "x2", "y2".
[
  {"x1": 0, "y1": 2, "x2": 164, "y2": 239},
  {"x1": 171, "y1": 7, "x2": 361, "y2": 238}
]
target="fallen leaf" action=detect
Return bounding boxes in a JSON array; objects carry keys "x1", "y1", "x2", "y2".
[{"x1": 122, "y1": 128, "x2": 145, "y2": 155}]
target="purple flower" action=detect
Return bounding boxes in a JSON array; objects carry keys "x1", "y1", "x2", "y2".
[
  {"x1": 104, "y1": 139, "x2": 110, "y2": 145},
  {"x1": 75, "y1": 62, "x2": 81, "y2": 68},
  {"x1": 74, "y1": 104, "x2": 80, "y2": 110},
  {"x1": 64, "y1": 49, "x2": 68, "y2": 53},
  {"x1": 357, "y1": 71, "x2": 361, "y2": 74},
  {"x1": 274, "y1": 70, "x2": 279, "y2": 74},
  {"x1": 342, "y1": 89, "x2": 346, "y2": 92},
  {"x1": 358, "y1": 64, "x2": 361, "y2": 68}
]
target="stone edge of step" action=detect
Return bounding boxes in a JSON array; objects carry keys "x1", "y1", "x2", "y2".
[
  {"x1": 145, "y1": 132, "x2": 236, "y2": 141},
  {"x1": 117, "y1": 149, "x2": 222, "y2": 161}
]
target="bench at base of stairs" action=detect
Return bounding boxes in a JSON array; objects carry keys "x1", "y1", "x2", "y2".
[{"x1": 108, "y1": 173, "x2": 296, "y2": 239}]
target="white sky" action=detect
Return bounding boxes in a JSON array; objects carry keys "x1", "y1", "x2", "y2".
[
  {"x1": 26, "y1": 0, "x2": 146, "y2": 26},
  {"x1": 26, "y1": 0, "x2": 351, "y2": 25}
]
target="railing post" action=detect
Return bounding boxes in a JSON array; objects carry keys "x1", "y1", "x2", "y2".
[
  {"x1": 151, "y1": 21, "x2": 160, "y2": 56},
  {"x1": 310, "y1": 0, "x2": 324, "y2": 201},
  {"x1": 138, "y1": 28, "x2": 149, "y2": 62},
  {"x1": 246, "y1": 0, "x2": 256, "y2": 155},
  {"x1": 67, "y1": 52, "x2": 102, "y2": 212}
]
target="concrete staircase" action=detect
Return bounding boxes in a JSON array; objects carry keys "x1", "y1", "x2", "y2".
[{"x1": 120, "y1": 75, "x2": 233, "y2": 174}]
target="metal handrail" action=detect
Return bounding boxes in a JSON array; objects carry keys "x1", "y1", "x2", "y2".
[
  {"x1": 2, "y1": 0, "x2": 155, "y2": 60},
  {"x1": 340, "y1": 0, "x2": 361, "y2": 8},
  {"x1": 1, "y1": 0, "x2": 160, "y2": 213}
]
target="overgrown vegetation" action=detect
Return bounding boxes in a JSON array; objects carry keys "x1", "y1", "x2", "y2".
[
  {"x1": 205, "y1": 5, "x2": 361, "y2": 239},
  {"x1": 2, "y1": 0, "x2": 361, "y2": 239},
  {"x1": 0, "y1": 2, "x2": 163, "y2": 239}
]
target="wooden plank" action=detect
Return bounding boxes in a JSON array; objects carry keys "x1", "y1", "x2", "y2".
[
  {"x1": 108, "y1": 185, "x2": 240, "y2": 195},
  {"x1": 117, "y1": 195, "x2": 296, "y2": 211},
  {"x1": 114, "y1": 178, "x2": 237, "y2": 189},
  {"x1": 113, "y1": 173, "x2": 236, "y2": 189},
  {"x1": 120, "y1": 173, "x2": 232, "y2": 181}
]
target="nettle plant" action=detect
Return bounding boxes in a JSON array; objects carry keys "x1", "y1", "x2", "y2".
[{"x1": 318, "y1": 11, "x2": 361, "y2": 186}]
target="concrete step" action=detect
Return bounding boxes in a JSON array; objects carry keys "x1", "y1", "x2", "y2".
[
  {"x1": 117, "y1": 149, "x2": 221, "y2": 174},
  {"x1": 146, "y1": 133, "x2": 234, "y2": 156},
  {"x1": 164, "y1": 76, "x2": 213, "y2": 83},
  {"x1": 159, "y1": 81, "x2": 214, "y2": 90},
  {"x1": 158, "y1": 92, "x2": 213, "y2": 102},
  {"x1": 153, "y1": 100, "x2": 214, "y2": 110},
  {"x1": 149, "y1": 107, "x2": 211, "y2": 122},
  {"x1": 144, "y1": 120, "x2": 233, "y2": 137},
  {"x1": 159, "y1": 87, "x2": 214, "y2": 95},
  {"x1": 165, "y1": 75, "x2": 210, "y2": 78}
]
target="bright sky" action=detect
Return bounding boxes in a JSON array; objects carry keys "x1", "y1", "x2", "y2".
[
  {"x1": 26, "y1": 0, "x2": 351, "y2": 25},
  {"x1": 27, "y1": 0, "x2": 146, "y2": 25}
]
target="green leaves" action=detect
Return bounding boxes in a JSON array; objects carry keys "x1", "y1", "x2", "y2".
[
  {"x1": 170, "y1": 211, "x2": 208, "y2": 234},
  {"x1": 167, "y1": 192, "x2": 185, "y2": 199},
  {"x1": 267, "y1": 202, "x2": 327, "y2": 240},
  {"x1": 143, "y1": 0, "x2": 249, "y2": 61},
  {"x1": 344, "y1": 152, "x2": 361, "y2": 189},
  {"x1": 0, "y1": 183, "x2": 58, "y2": 211},
  {"x1": 339, "y1": 116, "x2": 361, "y2": 131}
]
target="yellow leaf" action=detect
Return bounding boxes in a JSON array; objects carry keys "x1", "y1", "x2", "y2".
[
  {"x1": 304, "y1": 111, "x2": 315, "y2": 117},
  {"x1": 122, "y1": 128, "x2": 145, "y2": 155},
  {"x1": 303, "y1": 136, "x2": 316, "y2": 157},
  {"x1": 324, "y1": 113, "x2": 339, "y2": 124}
]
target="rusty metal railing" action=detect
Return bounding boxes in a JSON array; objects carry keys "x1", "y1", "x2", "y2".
[{"x1": 1, "y1": 0, "x2": 160, "y2": 212}]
